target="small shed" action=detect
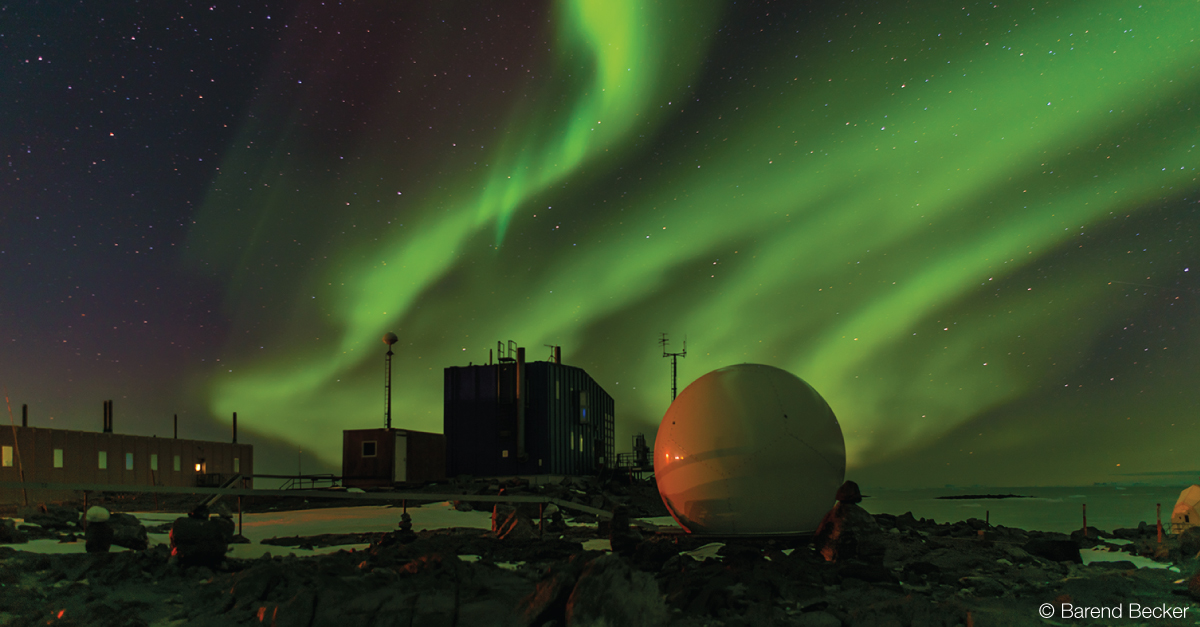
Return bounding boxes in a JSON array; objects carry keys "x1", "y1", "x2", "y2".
[{"x1": 342, "y1": 428, "x2": 446, "y2": 488}]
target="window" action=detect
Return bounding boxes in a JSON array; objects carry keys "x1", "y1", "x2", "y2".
[
  {"x1": 98, "y1": 451, "x2": 107, "y2": 469},
  {"x1": 234, "y1": 457, "x2": 240, "y2": 473},
  {"x1": 53, "y1": 449, "x2": 63, "y2": 468},
  {"x1": 570, "y1": 432, "x2": 575, "y2": 451},
  {"x1": 150, "y1": 454, "x2": 158, "y2": 471},
  {"x1": 579, "y1": 391, "x2": 590, "y2": 424},
  {"x1": 173, "y1": 455, "x2": 181, "y2": 471},
  {"x1": 125, "y1": 453, "x2": 133, "y2": 470},
  {"x1": 501, "y1": 449, "x2": 509, "y2": 458},
  {"x1": 362, "y1": 441, "x2": 377, "y2": 457},
  {"x1": 1, "y1": 446, "x2": 11, "y2": 467}
]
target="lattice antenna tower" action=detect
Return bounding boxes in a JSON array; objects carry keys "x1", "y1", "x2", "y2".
[{"x1": 660, "y1": 332, "x2": 687, "y2": 402}]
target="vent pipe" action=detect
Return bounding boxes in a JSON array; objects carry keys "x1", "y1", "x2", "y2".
[
  {"x1": 102, "y1": 400, "x2": 113, "y2": 433},
  {"x1": 553, "y1": 346, "x2": 561, "y2": 364},
  {"x1": 516, "y1": 346, "x2": 526, "y2": 462},
  {"x1": 21, "y1": 404, "x2": 27, "y2": 427},
  {"x1": 232, "y1": 412, "x2": 238, "y2": 443},
  {"x1": 173, "y1": 414, "x2": 178, "y2": 439}
]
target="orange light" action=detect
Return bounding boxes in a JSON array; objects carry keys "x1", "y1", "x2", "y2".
[{"x1": 57, "y1": 609, "x2": 66, "y2": 619}]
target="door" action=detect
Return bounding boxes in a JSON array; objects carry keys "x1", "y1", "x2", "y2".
[{"x1": 394, "y1": 432, "x2": 407, "y2": 483}]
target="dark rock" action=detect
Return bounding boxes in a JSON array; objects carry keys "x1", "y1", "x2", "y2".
[
  {"x1": 566, "y1": 554, "x2": 667, "y2": 627},
  {"x1": 1179, "y1": 527, "x2": 1200, "y2": 558},
  {"x1": 813, "y1": 502, "x2": 881, "y2": 562},
  {"x1": 1089, "y1": 560, "x2": 1138, "y2": 570},
  {"x1": 516, "y1": 555, "x2": 589, "y2": 626},
  {"x1": 0, "y1": 518, "x2": 28, "y2": 544},
  {"x1": 836, "y1": 560, "x2": 897, "y2": 584},
  {"x1": 25, "y1": 504, "x2": 81, "y2": 531},
  {"x1": 1022, "y1": 538, "x2": 1081, "y2": 563},
  {"x1": 109, "y1": 512, "x2": 149, "y2": 551},
  {"x1": 900, "y1": 561, "x2": 939, "y2": 582},
  {"x1": 170, "y1": 512, "x2": 232, "y2": 568},
  {"x1": 493, "y1": 504, "x2": 538, "y2": 541},
  {"x1": 893, "y1": 511, "x2": 920, "y2": 530},
  {"x1": 958, "y1": 575, "x2": 1005, "y2": 597}
]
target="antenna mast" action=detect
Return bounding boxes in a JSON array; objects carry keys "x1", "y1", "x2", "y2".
[
  {"x1": 660, "y1": 332, "x2": 687, "y2": 401},
  {"x1": 382, "y1": 332, "x2": 399, "y2": 429}
]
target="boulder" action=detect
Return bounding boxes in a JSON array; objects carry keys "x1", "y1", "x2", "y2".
[
  {"x1": 109, "y1": 512, "x2": 149, "y2": 551},
  {"x1": 1178, "y1": 527, "x2": 1200, "y2": 558},
  {"x1": 0, "y1": 518, "x2": 27, "y2": 544},
  {"x1": 24, "y1": 504, "x2": 80, "y2": 531},
  {"x1": 566, "y1": 555, "x2": 667, "y2": 627},
  {"x1": 492, "y1": 504, "x2": 538, "y2": 541}
]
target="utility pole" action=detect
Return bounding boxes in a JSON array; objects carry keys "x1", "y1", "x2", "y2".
[{"x1": 660, "y1": 333, "x2": 687, "y2": 402}]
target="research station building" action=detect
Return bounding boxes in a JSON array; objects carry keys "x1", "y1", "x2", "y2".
[
  {"x1": 443, "y1": 344, "x2": 615, "y2": 477},
  {"x1": 0, "y1": 403, "x2": 252, "y2": 504}
]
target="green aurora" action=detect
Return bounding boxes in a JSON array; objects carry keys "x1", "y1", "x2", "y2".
[{"x1": 185, "y1": 0, "x2": 1199, "y2": 487}]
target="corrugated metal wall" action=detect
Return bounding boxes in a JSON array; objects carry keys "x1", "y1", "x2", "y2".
[
  {"x1": 444, "y1": 360, "x2": 614, "y2": 477},
  {"x1": 0, "y1": 426, "x2": 253, "y2": 503}
]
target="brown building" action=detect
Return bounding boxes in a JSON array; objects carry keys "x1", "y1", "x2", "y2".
[
  {"x1": 341, "y1": 428, "x2": 445, "y2": 487},
  {"x1": 0, "y1": 425, "x2": 252, "y2": 504}
]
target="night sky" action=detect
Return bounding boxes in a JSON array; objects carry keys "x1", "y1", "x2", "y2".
[{"x1": 3, "y1": 0, "x2": 1198, "y2": 488}]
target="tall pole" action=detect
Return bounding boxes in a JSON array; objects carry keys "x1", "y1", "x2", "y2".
[
  {"x1": 383, "y1": 332, "x2": 398, "y2": 429},
  {"x1": 660, "y1": 333, "x2": 687, "y2": 401}
]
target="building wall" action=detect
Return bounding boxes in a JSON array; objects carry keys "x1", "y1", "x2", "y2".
[
  {"x1": 0, "y1": 426, "x2": 253, "y2": 504},
  {"x1": 444, "y1": 360, "x2": 615, "y2": 477},
  {"x1": 342, "y1": 428, "x2": 446, "y2": 487}
]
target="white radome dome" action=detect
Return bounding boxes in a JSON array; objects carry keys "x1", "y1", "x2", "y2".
[{"x1": 654, "y1": 364, "x2": 845, "y2": 535}]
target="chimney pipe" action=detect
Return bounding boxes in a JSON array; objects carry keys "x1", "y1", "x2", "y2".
[
  {"x1": 173, "y1": 414, "x2": 178, "y2": 439},
  {"x1": 553, "y1": 346, "x2": 561, "y2": 364},
  {"x1": 102, "y1": 400, "x2": 111, "y2": 433},
  {"x1": 232, "y1": 412, "x2": 238, "y2": 443},
  {"x1": 22, "y1": 404, "x2": 27, "y2": 427},
  {"x1": 516, "y1": 346, "x2": 526, "y2": 463}
]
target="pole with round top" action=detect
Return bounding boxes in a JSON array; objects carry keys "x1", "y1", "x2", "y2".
[{"x1": 383, "y1": 332, "x2": 398, "y2": 429}]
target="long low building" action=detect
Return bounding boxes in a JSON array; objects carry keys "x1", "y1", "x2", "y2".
[{"x1": 0, "y1": 424, "x2": 252, "y2": 504}]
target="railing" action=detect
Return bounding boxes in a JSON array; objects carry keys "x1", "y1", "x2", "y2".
[{"x1": 279, "y1": 474, "x2": 339, "y2": 490}]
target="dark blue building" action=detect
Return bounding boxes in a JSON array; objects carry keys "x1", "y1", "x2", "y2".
[{"x1": 444, "y1": 346, "x2": 614, "y2": 477}]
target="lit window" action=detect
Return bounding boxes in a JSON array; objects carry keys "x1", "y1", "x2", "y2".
[
  {"x1": 53, "y1": 449, "x2": 63, "y2": 468},
  {"x1": 125, "y1": 453, "x2": 133, "y2": 470},
  {"x1": 150, "y1": 454, "x2": 158, "y2": 471},
  {"x1": 1, "y1": 446, "x2": 11, "y2": 467},
  {"x1": 194, "y1": 463, "x2": 201, "y2": 472},
  {"x1": 234, "y1": 457, "x2": 240, "y2": 473},
  {"x1": 362, "y1": 441, "x2": 377, "y2": 457},
  {"x1": 502, "y1": 450, "x2": 509, "y2": 458},
  {"x1": 570, "y1": 432, "x2": 575, "y2": 451},
  {"x1": 98, "y1": 451, "x2": 107, "y2": 469},
  {"x1": 173, "y1": 455, "x2": 181, "y2": 471}
]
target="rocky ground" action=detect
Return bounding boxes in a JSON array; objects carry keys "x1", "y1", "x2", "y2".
[{"x1": 1, "y1": 477, "x2": 1198, "y2": 626}]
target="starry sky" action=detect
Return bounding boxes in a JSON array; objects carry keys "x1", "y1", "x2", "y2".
[{"x1": 3, "y1": 0, "x2": 1198, "y2": 488}]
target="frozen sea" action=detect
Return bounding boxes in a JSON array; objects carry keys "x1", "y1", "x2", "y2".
[{"x1": 859, "y1": 485, "x2": 1189, "y2": 534}]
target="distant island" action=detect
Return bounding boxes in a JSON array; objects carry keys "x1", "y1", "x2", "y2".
[{"x1": 935, "y1": 494, "x2": 1030, "y2": 500}]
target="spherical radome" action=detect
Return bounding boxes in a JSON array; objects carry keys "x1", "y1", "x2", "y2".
[{"x1": 654, "y1": 364, "x2": 845, "y2": 535}]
